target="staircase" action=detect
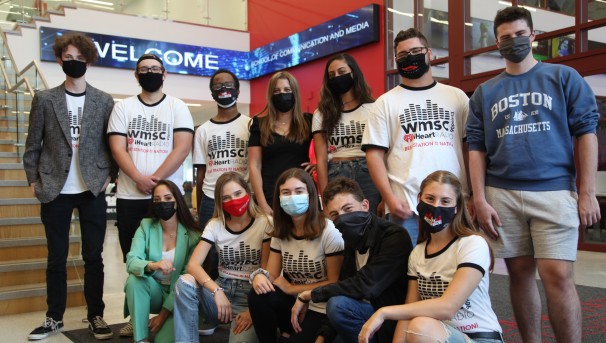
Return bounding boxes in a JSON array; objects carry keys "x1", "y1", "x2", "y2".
[{"x1": 0, "y1": 25, "x2": 86, "y2": 316}]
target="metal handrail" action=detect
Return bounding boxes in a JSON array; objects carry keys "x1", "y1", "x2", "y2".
[
  {"x1": 8, "y1": 77, "x2": 35, "y2": 95},
  {"x1": 17, "y1": 60, "x2": 49, "y2": 90}
]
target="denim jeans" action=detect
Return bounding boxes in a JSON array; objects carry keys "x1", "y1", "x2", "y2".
[
  {"x1": 41, "y1": 191, "x2": 107, "y2": 321},
  {"x1": 174, "y1": 276, "x2": 258, "y2": 343},
  {"x1": 328, "y1": 158, "x2": 381, "y2": 215},
  {"x1": 326, "y1": 296, "x2": 376, "y2": 343},
  {"x1": 388, "y1": 213, "x2": 419, "y2": 247}
]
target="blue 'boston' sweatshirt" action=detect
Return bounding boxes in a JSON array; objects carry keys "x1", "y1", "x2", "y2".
[{"x1": 466, "y1": 62, "x2": 598, "y2": 191}]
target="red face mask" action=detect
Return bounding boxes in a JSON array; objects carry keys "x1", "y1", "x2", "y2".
[{"x1": 222, "y1": 194, "x2": 250, "y2": 217}]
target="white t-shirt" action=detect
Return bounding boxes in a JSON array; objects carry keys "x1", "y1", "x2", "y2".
[
  {"x1": 312, "y1": 103, "x2": 374, "y2": 159},
  {"x1": 408, "y1": 235, "x2": 502, "y2": 334},
  {"x1": 270, "y1": 220, "x2": 344, "y2": 313},
  {"x1": 153, "y1": 248, "x2": 175, "y2": 285},
  {"x1": 61, "y1": 91, "x2": 88, "y2": 194},
  {"x1": 201, "y1": 215, "x2": 272, "y2": 281},
  {"x1": 192, "y1": 113, "x2": 251, "y2": 198},
  {"x1": 107, "y1": 94, "x2": 194, "y2": 199},
  {"x1": 362, "y1": 82, "x2": 469, "y2": 214}
]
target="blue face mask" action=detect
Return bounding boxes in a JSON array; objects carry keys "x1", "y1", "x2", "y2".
[{"x1": 279, "y1": 194, "x2": 309, "y2": 216}]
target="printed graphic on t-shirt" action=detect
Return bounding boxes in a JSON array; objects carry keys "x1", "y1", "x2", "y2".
[
  {"x1": 490, "y1": 92, "x2": 552, "y2": 139},
  {"x1": 417, "y1": 271, "x2": 477, "y2": 328},
  {"x1": 400, "y1": 100, "x2": 456, "y2": 151},
  {"x1": 283, "y1": 250, "x2": 326, "y2": 284},
  {"x1": 416, "y1": 271, "x2": 449, "y2": 299},
  {"x1": 69, "y1": 107, "x2": 82, "y2": 148},
  {"x1": 327, "y1": 120, "x2": 365, "y2": 153},
  {"x1": 206, "y1": 131, "x2": 247, "y2": 171},
  {"x1": 126, "y1": 114, "x2": 171, "y2": 154},
  {"x1": 219, "y1": 241, "x2": 262, "y2": 277}
]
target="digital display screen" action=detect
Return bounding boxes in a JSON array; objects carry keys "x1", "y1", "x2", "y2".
[
  {"x1": 40, "y1": 26, "x2": 250, "y2": 78},
  {"x1": 39, "y1": 4, "x2": 379, "y2": 80},
  {"x1": 248, "y1": 4, "x2": 379, "y2": 78}
]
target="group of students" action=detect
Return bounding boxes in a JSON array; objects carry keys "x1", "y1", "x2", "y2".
[
  {"x1": 124, "y1": 168, "x2": 501, "y2": 343},
  {"x1": 24, "y1": 5, "x2": 600, "y2": 343}
]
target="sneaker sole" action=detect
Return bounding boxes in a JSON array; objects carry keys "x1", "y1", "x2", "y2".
[
  {"x1": 28, "y1": 327, "x2": 64, "y2": 340},
  {"x1": 92, "y1": 332, "x2": 114, "y2": 340},
  {"x1": 198, "y1": 327, "x2": 217, "y2": 336},
  {"x1": 119, "y1": 331, "x2": 133, "y2": 337}
]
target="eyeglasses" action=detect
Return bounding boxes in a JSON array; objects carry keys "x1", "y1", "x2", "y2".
[
  {"x1": 396, "y1": 47, "x2": 428, "y2": 59},
  {"x1": 137, "y1": 66, "x2": 164, "y2": 74},
  {"x1": 211, "y1": 82, "x2": 235, "y2": 91}
]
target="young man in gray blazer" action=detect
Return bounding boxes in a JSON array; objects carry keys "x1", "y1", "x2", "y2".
[{"x1": 23, "y1": 32, "x2": 116, "y2": 341}]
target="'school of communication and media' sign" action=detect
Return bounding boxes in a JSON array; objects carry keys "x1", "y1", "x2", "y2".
[{"x1": 39, "y1": 4, "x2": 379, "y2": 80}]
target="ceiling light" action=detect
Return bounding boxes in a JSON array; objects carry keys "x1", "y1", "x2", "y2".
[{"x1": 77, "y1": 0, "x2": 114, "y2": 6}]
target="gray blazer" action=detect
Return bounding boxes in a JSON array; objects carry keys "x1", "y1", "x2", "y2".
[{"x1": 23, "y1": 83, "x2": 116, "y2": 203}]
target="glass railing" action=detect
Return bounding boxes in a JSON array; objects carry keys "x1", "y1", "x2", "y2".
[
  {"x1": 0, "y1": 26, "x2": 47, "y2": 158},
  {"x1": 0, "y1": 0, "x2": 248, "y2": 32}
]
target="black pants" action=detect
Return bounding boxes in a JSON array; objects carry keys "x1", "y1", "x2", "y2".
[
  {"x1": 41, "y1": 191, "x2": 107, "y2": 321},
  {"x1": 116, "y1": 198, "x2": 151, "y2": 262},
  {"x1": 248, "y1": 287, "x2": 325, "y2": 342}
]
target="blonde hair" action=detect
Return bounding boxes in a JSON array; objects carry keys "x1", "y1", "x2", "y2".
[{"x1": 212, "y1": 172, "x2": 263, "y2": 226}]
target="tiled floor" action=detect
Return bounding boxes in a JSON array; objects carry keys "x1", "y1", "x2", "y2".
[{"x1": 1, "y1": 223, "x2": 605, "y2": 342}]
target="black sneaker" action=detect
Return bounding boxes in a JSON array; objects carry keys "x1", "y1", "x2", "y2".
[
  {"x1": 88, "y1": 316, "x2": 113, "y2": 340},
  {"x1": 28, "y1": 317, "x2": 64, "y2": 340}
]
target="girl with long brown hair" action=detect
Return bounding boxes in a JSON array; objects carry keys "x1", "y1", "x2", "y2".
[
  {"x1": 313, "y1": 53, "x2": 380, "y2": 213},
  {"x1": 248, "y1": 168, "x2": 344, "y2": 342},
  {"x1": 248, "y1": 71, "x2": 313, "y2": 214}
]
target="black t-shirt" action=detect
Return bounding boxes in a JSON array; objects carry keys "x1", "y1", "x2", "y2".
[{"x1": 249, "y1": 113, "x2": 313, "y2": 204}]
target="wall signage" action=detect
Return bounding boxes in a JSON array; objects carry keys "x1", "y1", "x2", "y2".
[{"x1": 39, "y1": 4, "x2": 379, "y2": 79}]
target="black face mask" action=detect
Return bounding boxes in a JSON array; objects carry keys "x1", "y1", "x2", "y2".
[
  {"x1": 335, "y1": 211, "x2": 372, "y2": 252},
  {"x1": 498, "y1": 35, "x2": 532, "y2": 63},
  {"x1": 272, "y1": 93, "x2": 295, "y2": 113},
  {"x1": 396, "y1": 53, "x2": 429, "y2": 80},
  {"x1": 416, "y1": 201, "x2": 456, "y2": 234},
  {"x1": 138, "y1": 72, "x2": 164, "y2": 92},
  {"x1": 152, "y1": 201, "x2": 176, "y2": 221},
  {"x1": 62, "y1": 60, "x2": 87, "y2": 79},
  {"x1": 212, "y1": 87, "x2": 238, "y2": 108},
  {"x1": 328, "y1": 73, "x2": 354, "y2": 95}
]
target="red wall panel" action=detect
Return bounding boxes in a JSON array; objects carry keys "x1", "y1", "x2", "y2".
[{"x1": 248, "y1": 1, "x2": 385, "y2": 115}]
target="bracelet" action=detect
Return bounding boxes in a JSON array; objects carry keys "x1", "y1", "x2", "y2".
[
  {"x1": 211, "y1": 287, "x2": 224, "y2": 295},
  {"x1": 248, "y1": 268, "x2": 270, "y2": 284},
  {"x1": 297, "y1": 294, "x2": 310, "y2": 303}
]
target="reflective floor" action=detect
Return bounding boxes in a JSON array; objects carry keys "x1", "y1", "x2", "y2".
[{"x1": 0, "y1": 223, "x2": 604, "y2": 342}]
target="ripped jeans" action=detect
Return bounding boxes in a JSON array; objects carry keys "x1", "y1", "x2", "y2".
[{"x1": 173, "y1": 275, "x2": 258, "y2": 343}]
